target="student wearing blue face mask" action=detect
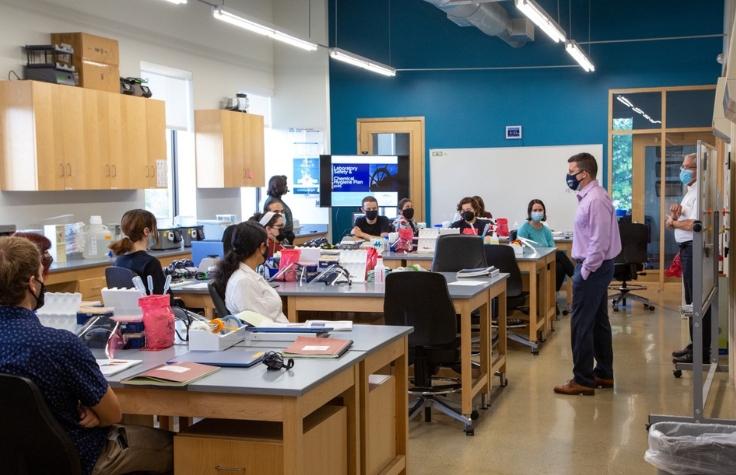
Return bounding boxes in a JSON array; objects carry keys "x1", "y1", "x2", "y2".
[{"x1": 517, "y1": 199, "x2": 554, "y2": 247}]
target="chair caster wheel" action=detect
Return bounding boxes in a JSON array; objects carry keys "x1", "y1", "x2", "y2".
[
  {"x1": 471, "y1": 410, "x2": 479, "y2": 420},
  {"x1": 531, "y1": 349, "x2": 539, "y2": 355},
  {"x1": 648, "y1": 305, "x2": 655, "y2": 311},
  {"x1": 501, "y1": 376, "x2": 508, "y2": 387},
  {"x1": 612, "y1": 306, "x2": 619, "y2": 312},
  {"x1": 465, "y1": 428, "x2": 475, "y2": 436},
  {"x1": 562, "y1": 310, "x2": 569, "y2": 316},
  {"x1": 673, "y1": 369, "x2": 682, "y2": 378}
]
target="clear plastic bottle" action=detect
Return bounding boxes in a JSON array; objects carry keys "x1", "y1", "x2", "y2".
[
  {"x1": 374, "y1": 256, "x2": 386, "y2": 284},
  {"x1": 82, "y1": 216, "x2": 112, "y2": 259}
]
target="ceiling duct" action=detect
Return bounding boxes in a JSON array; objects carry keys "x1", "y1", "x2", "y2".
[{"x1": 423, "y1": 0, "x2": 534, "y2": 48}]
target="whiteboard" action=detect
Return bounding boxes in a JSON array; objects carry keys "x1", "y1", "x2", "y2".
[{"x1": 429, "y1": 144, "x2": 604, "y2": 232}]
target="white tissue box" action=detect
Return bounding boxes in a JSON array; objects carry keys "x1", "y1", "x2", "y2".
[{"x1": 188, "y1": 326, "x2": 246, "y2": 351}]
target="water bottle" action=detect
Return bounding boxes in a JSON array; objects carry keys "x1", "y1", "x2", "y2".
[
  {"x1": 82, "y1": 216, "x2": 111, "y2": 259},
  {"x1": 374, "y1": 256, "x2": 386, "y2": 284}
]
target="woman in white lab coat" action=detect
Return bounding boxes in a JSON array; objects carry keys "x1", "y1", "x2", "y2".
[{"x1": 212, "y1": 221, "x2": 288, "y2": 323}]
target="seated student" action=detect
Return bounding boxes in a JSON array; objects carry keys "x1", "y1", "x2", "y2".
[
  {"x1": 473, "y1": 195, "x2": 493, "y2": 219},
  {"x1": 351, "y1": 195, "x2": 394, "y2": 240},
  {"x1": 13, "y1": 231, "x2": 53, "y2": 277},
  {"x1": 0, "y1": 236, "x2": 172, "y2": 475},
  {"x1": 517, "y1": 199, "x2": 555, "y2": 247},
  {"x1": 250, "y1": 211, "x2": 285, "y2": 258},
  {"x1": 450, "y1": 197, "x2": 492, "y2": 236},
  {"x1": 517, "y1": 199, "x2": 574, "y2": 291},
  {"x1": 393, "y1": 198, "x2": 418, "y2": 236},
  {"x1": 109, "y1": 209, "x2": 166, "y2": 295},
  {"x1": 213, "y1": 221, "x2": 288, "y2": 323},
  {"x1": 265, "y1": 199, "x2": 293, "y2": 245}
]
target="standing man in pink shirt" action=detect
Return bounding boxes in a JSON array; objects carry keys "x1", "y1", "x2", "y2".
[{"x1": 554, "y1": 153, "x2": 622, "y2": 396}]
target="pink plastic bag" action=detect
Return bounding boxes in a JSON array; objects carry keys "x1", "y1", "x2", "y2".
[
  {"x1": 395, "y1": 225, "x2": 414, "y2": 253},
  {"x1": 496, "y1": 218, "x2": 509, "y2": 237},
  {"x1": 139, "y1": 295, "x2": 174, "y2": 350},
  {"x1": 278, "y1": 248, "x2": 301, "y2": 282}
]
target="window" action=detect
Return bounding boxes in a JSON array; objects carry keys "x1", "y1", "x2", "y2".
[{"x1": 141, "y1": 63, "x2": 195, "y2": 221}]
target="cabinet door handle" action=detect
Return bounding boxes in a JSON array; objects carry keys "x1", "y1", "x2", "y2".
[
  {"x1": 66, "y1": 163, "x2": 72, "y2": 176},
  {"x1": 112, "y1": 165, "x2": 117, "y2": 177},
  {"x1": 145, "y1": 166, "x2": 149, "y2": 178},
  {"x1": 59, "y1": 163, "x2": 65, "y2": 177},
  {"x1": 214, "y1": 466, "x2": 245, "y2": 473},
  {"x1": 105, "y1": 164, "x2": 110, "y2": 177}
]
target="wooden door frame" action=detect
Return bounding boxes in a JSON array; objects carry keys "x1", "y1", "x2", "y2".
[
  {"x1": 608, "y1": 84, "x2": 717, "y2": 287},
  {"x1": 356, "y1": 117, "x2": 426, "y2": 222}
]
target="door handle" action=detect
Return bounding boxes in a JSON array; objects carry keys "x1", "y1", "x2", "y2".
[
  {"x1": 214, "y1": 466, "x2": 245, "y2": 473},
  {"x1": 145, "y1": 166, "x2": 149, "y2": 178},
  {"x1": 59, "y1": 163, "x2": 65, "y2": 177},
  {"x1": 112, "y1": 165, "x2": 117, "y2": 177},
  {"x1": 66, "y1": 163, "x2": 72, "y2": 176}
]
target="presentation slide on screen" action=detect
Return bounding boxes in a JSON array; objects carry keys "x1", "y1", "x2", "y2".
[{"x1": 331, "y1": 156, "x2": 399, "y2": 207}]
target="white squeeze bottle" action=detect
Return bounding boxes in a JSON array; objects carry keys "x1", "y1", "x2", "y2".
[
  {"x1": 374, "y1": 256, "x2": 386, "y2": 284},
  {"x1": 83, "y1": 216, "x2": 111, "y2": 259}
]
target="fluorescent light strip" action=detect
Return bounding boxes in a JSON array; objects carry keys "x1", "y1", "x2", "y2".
[
  {"x1": 161, "y1": 0, "x2": 187, "y2": 4},
  {"x1": 565, "y1": 40, "x2": 595, "y2": 72},
  {"x1": 515, "y1": 0, "x2": 566, "y2": 43},
  {"x1": 329, "y1": 48, "x2": 396, "y2": 77},
  {"x1": 213, "y1": 8, "x2": 318, "y2": 52}
]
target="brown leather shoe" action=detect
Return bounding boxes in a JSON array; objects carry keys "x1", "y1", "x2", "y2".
[
  {"x1": 553, "y1": 379, "x2": 595, "y2": 396},
  {"x1": 594, "y1": 376, "x2": 614, "y2": 389}
]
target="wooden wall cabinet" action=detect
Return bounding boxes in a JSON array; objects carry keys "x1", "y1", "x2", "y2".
[
  {"x1": 195, "y1": 109, "x2": 265, "y2": 188},
  {"x1": 0, "y1": 80, "x2": 166, "y2": 191}
]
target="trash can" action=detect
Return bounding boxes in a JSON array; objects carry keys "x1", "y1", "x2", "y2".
[{"x1": 645, "y1": 422, "x2": 736, "y2": 475}]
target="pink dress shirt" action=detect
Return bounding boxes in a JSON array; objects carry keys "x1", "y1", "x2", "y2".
[{"x1": 572, "y1": 180, "x2": 622, "y2": 280}]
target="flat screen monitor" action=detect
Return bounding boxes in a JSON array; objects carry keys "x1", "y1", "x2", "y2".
[{"x1": 319, "y1": 154, "x2": 409, "y2": 208}]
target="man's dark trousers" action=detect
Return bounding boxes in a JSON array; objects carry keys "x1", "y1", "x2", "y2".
[
  {"x1": 571, "y1": 259, "x2": 615, "y2": 387},
  {"x1": 679, "y1": 241, "x2": 711, "y2": 359}
]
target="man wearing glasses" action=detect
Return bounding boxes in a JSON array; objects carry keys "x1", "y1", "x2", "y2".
[{"x1": 667, "y1": 153, "x2": 710, "y2": 365}]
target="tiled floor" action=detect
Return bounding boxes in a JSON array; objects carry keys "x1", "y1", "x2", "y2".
[{"x1": 407, "y1": 284, "x2": 734, "y2": 474}]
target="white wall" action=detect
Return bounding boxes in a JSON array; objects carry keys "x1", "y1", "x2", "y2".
[
  {"x1": 0, "y1": 0, "x2": 276, "y2": 227},
  {"x1": 268, "y1": 0, "x2": 331, "y2": 226}
]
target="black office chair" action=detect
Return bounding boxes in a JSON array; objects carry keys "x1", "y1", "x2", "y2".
[
  {"x1": 0, "y1": 373, "x2": 81, "y2": 475},
  {"x1": 484, "y1": 244, "x2": 542, "y2": 354},
  {"x1": 431, "y1": 234, "x2": 486, "y2": 272},
  {"x1": 610, "y1": 221, "x2": 655, "y2": 312},
  {"x1": 105, "y1": 266, "x2": 137, "y2": 289},
  {"x1": 384, "y1": 271, "x2": 478, "y2": 435},
  {"x1": 208, "y1": 281, "x2": 230, "y2": 318}
]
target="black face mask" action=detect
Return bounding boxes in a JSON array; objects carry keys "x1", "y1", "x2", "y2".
[
  {"x1": 402, "y1": 208, "x2": 415, "y2": 220},
  {"x1": 462, "y1": 210, "x2": 475, "y2": 221},
  {"x1": 276, "y1": 232, "x2": 286, "y2": 243},
  {"x1": 31, "y1": 279, "x2": 46, "y2": 311},
  {"x1": 365, "y1": 210, "x2": 379, "y2": 220},
  {"x1": 566, "y1": 171, "x2": 583, "y2": 191}
]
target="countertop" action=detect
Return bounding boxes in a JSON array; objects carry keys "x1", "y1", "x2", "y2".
[
  {"x1": 49, "y1": 248, "x2": 191, "y2": 274},
  {"x1": 98, "y1": 324, "x2": 412, "y2": 396}
]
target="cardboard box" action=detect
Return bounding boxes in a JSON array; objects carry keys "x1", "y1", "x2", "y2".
[
  {"x1": 51, "y1": 32, "x2": 119, "y2": 65},
  {"x1": 80, "y1": 61, "x2": 119, "y2": 93}
]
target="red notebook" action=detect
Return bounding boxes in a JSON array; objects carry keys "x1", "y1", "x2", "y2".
[
  {"x1": 283, "y1": 336, "x2": 353, "y2": 358},
  {"x1": 122, "y1": 361, "x2": 220, "y2": 387}
]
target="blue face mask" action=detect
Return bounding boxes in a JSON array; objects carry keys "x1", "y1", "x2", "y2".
[
  {"x1": 530, "y1": 211, "x2": 544, "y2": 222},
  {"x1": 679, "y1": 169, "x2": 694, "y2": 185},
  {"x1": 566, "y1": 171, "x2": 582, "y2": 190}
]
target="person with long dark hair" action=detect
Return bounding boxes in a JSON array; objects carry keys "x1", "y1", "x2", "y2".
[
  {"x1": 517, "y1": 199, "x2": 554, "y2": 247},
  {"x1": 263, "y1": 175, "x2": 295, "y2": 244},
  {"x1": 213, "y1": 221, "x2": 287, "y2": 323},
  {"x1": 109, "y1": 209, "x2": 166, "y2": 295}
]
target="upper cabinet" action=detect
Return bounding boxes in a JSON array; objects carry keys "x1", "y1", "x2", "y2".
[
  {"x1": 195, "y1": 109, "x2": 265, "y2": 188},
  {"x1": 0, "y1": 80, "x2": 166, "y2": 191}
]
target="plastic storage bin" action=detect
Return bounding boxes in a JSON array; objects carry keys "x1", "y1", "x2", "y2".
[{"x1": 645, "y1": 421, "x2": 736, "y2": 475}]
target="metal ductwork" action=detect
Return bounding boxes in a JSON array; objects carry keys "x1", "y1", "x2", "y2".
[{"x1": 423, "y1": 0, "x2": 534, "y2": 48}]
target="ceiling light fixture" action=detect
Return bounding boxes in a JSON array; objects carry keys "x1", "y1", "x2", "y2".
[
  {"x1": 329, "y1": 48, "x2": 396, "y2": 77},
  {"x1": 515, "y1": 0, "x2": 566, "y2": 43},
  {"x1": 565, "y1": 40, "x2": 595, "y2": 72},
  {"x1": 161, "y1": 0, "x2": 187, "y2": 4},
  {"x1": 213, "y1": 7, "x2": 318, "y2": 52}
]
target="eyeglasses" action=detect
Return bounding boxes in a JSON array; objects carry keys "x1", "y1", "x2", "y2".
[{"x1": 680, "y1": 165, "x2": 697, "y2": 171}]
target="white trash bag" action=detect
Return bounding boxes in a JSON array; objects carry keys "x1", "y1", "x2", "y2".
[{"x1": 645, "y1": 422, "x2": 736, "y2": 475}]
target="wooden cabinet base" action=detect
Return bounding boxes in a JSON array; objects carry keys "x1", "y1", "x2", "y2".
[{"x1": 174, "y1": 405, "x2": 347, "y2": 475}]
